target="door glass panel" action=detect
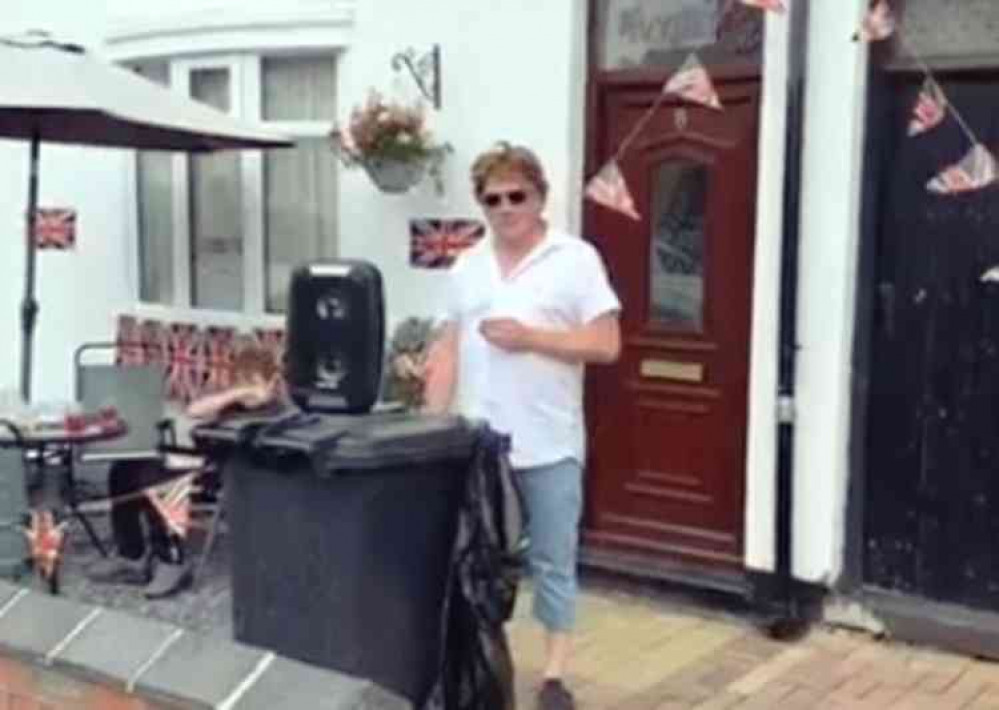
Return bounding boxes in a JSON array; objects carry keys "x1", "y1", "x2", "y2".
[
  {"x1": 596, "y1": 0, "x2": 761, "y2": 71},
  {"x1": 649, "y1": 161, "x2": 707, "y2": 331}
]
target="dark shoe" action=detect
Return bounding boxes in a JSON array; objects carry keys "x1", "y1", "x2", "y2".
[
  {"x1": 143, "y1": 561, "x2": 191, "y2": 599},
  {"x1": 86, "y1": 555, "x2": 148, "y2": 585},
  {"x1": 537, "y1": 679, "x2": 575, "y2": 710}
]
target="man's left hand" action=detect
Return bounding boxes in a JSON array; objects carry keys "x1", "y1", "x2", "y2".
[{"x1": 479, "y1": 318, "x2": 535, "y2": 353}]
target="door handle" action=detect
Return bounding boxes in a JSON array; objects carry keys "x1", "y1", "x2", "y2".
[{"x1": 877, "y1": 282, "x2": 895, "y2": 338}]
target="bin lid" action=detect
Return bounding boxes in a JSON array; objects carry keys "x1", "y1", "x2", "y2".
[{"x1": 193, "y1": 409, "x2": 480, "y2": 473}]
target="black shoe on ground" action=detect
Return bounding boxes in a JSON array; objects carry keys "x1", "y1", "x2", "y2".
[
  {"x1": 537, "y1": 679, "x2": 575, "y2": 710},
  {"x1": 143, "y1": 560, "x2": 192, "y2": 599}
]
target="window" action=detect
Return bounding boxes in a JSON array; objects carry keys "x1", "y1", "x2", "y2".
[
  {"x1": 133, "y1": 53, "x2": 337, "y2": 314},
  {"x1": 595, "y1": 0, "x2": 761, "y2": 72}
]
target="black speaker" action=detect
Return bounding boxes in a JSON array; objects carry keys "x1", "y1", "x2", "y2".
[{"x1": 285, "y1": 260, "x2": 385, "y2": 414}]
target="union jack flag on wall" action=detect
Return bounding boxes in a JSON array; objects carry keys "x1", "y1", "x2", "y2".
[
  {"x1": 203, "y1": 326, "x2": 236, "y2": 393},
  {"x1": 409, "y1": 219, "x2": 485, "y2": 269},
  {"x1": 165, "y1": 323, "x2": 205, "y2": 404},
  {"x1": 34, "y1": 208, "x2": 76, "y2": 250}
]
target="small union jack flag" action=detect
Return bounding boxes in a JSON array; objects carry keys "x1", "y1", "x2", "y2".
[
  {"x1": 927, "y1": 144, "x2": 998, "y2": 195},
  {"x1": 981, "y1": 266, "x2": 999, "y2": 283},
  {"x1": 165, "y1": 323, "x2": 205, "y2": 404},
  {"x1": 908, "y1": 79, "x2": 948, "y2": 137},
  {"x1": 409, "y1": 219, "x2": 485, "y2": 269},
  {"x1": 855, "y1": 0, "x2": 896, "y2": 42},
  {"x1": 33, "y1": 208, "x2": 76, "y2": 250},
  {"x1": 23, "y1": 510, "x2": 67, "y2": 582},
  {"x1": 146, "y1": 474, "x2": 195, "y2": 539},
  {"x1": 115, "y1": 315, "x2": 145, "y2": 366},
  {"x1": 663, "y1": 53, "x2": 722, "y2": 111},
  {"x1": 203, "y1": 326, "x2": 236, "y2": 393},
  {"x1": 739, "y1": 0, "x2": 786, "y2": 13},
  {"x1": 585, "y1": 160, "x2": 641, "y2": 222},
  {"x1": 141, "y1": 319, "x2": 168, "y2": 365}
]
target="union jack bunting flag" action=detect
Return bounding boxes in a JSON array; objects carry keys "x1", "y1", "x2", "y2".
[
  {"x1": 24, "y1": 510, "x2": 67, "y2": 581},
  {"x1": 855, "y1": 0, "x2": 896, "y2": 42},
  {"x1": 140, "y1": 319, "x2": 168, "y2": 365},
  {"x1": 585, "y1": 160, "x2": 641, "y2": 222},
  {"x1": 908, "y1": 79, "x2": 948, "y2": 137},
  {"x1": 739, "y1": 0, "x2": 785, "y2": 13},
  {"x1": 663, "y1": 53, "x2": 722, "y2": 111},
  {"x1": 409, "y1": 219, "x2": 485, "y2": 269},
  {"x1": 146, "y1": 474, "x2": 195, "y2": 539},
  {"x1": 33, "y1": 208, "x2": 76, "y2": 250},
  {"x1": 165, "y1": 323, "x2": 205, "y2": 403},
  {"x1": 927, "y1": 144, "x2": 998, "y2": 195},
  {"x1": 115, "y1": 315, "x2": 145, "y2": 366},
  {"x1": 203, "y1": 326, "x2": 236, "y2": 393}
]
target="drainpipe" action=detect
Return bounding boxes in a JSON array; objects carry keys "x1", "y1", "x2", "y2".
[{"x1": 767, "y1": 0, "x2": 811, "y2": 636}]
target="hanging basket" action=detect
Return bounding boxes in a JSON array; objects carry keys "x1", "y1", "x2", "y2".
[{"x1": 362, "y1": 157, "x2": 428, "y2": 194}]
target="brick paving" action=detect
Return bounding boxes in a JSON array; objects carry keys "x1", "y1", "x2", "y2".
[
  {"x1": 54, "y1": 513, "x2": 999, "y2": 709},
  {"x1": 510, "y1": 580, "x2": 999, "y2": 709}
]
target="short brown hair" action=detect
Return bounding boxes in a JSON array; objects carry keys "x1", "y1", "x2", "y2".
[
  {"x1": 471, "y1": 142, "x2": 549, "y2": 200},
  {"x1": 231, "y1": 344, "x2": 279, "y2": 382}
]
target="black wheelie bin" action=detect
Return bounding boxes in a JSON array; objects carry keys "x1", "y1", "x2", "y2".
[{"x1": 192, "y1": 410, "x2": 480, "y2": 707}]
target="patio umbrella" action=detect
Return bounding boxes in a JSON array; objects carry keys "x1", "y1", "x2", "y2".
[{"x1": 0, "y1": 33, "x2": 293, "y2": 400}]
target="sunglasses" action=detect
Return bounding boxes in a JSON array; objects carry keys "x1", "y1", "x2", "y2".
[{"x1": 481, "y1": 189, "x2": 529, "y2": 208}]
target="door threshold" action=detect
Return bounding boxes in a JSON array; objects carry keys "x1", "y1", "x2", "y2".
[
  {"x1": 862, "y1": 586, "x2": 999, "y2": 661},
  {"x1": 580, "y1": 546, "x2": 751, "y2": 600}
]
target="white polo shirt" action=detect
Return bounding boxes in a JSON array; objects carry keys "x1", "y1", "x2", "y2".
[{"x1": 441, "y1": 228, "x2": 621, "y2": 468}]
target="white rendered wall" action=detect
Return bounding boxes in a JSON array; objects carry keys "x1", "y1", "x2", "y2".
[
  {"x1": 790, "y1": 0, "x2": 870, "y2": 583},
  {"x1": 745, "y1": 2, "x2": 870, "y2": 584}
]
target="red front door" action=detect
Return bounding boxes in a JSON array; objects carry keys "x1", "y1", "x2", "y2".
[{"x1": 583, "y1": 80, "x2": 759, "y2": 577}]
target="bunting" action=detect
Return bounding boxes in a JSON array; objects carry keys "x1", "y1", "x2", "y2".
[
  {"x1": 165, "y1": 323, "x2": 205, "y2": 404},
  {"x1": 855, "y1": 0, "x2": 896, "y2": 42},
  {"x1": 926, "y1": 144, "x2": 998, "y2": 195},
  {"x1": 981, "y1": 266, "x2": 999, "y2": 284},
  {"x1": 585, "y1": 160, "x2": 641, "y2": 221},
  {"x1": 663, "y1": 53, "x2": 722, "y2": 111},
  {"x1": 739, "y1": 0, "x2": 785, "y2": 13},
  {"x1": 24, "y1": 511, "x2": 67, "y2": 582},
  {"x1": 145, "y1": 474, "x2": 195, "y2": 539},
  {"x1": 908, "y1": 79, "x2": 947, "y2": 137}
]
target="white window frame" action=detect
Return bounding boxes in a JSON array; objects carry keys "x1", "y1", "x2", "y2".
[{"x1": 105, "y1": 4, "x2": 355, "y2": 330}]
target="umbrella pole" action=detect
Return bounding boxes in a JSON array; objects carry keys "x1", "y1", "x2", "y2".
[{"x1": 19, "y1": 130, "x2": 40, "y2": 403}]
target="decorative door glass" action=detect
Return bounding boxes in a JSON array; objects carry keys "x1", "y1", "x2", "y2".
[{"x1": 649, "y1": 161, "x2": 708, "y2": 331}]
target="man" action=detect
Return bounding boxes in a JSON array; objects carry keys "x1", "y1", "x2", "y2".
[{"x1": 424, "y1": 142, "x2": 621, "y2": 710}]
